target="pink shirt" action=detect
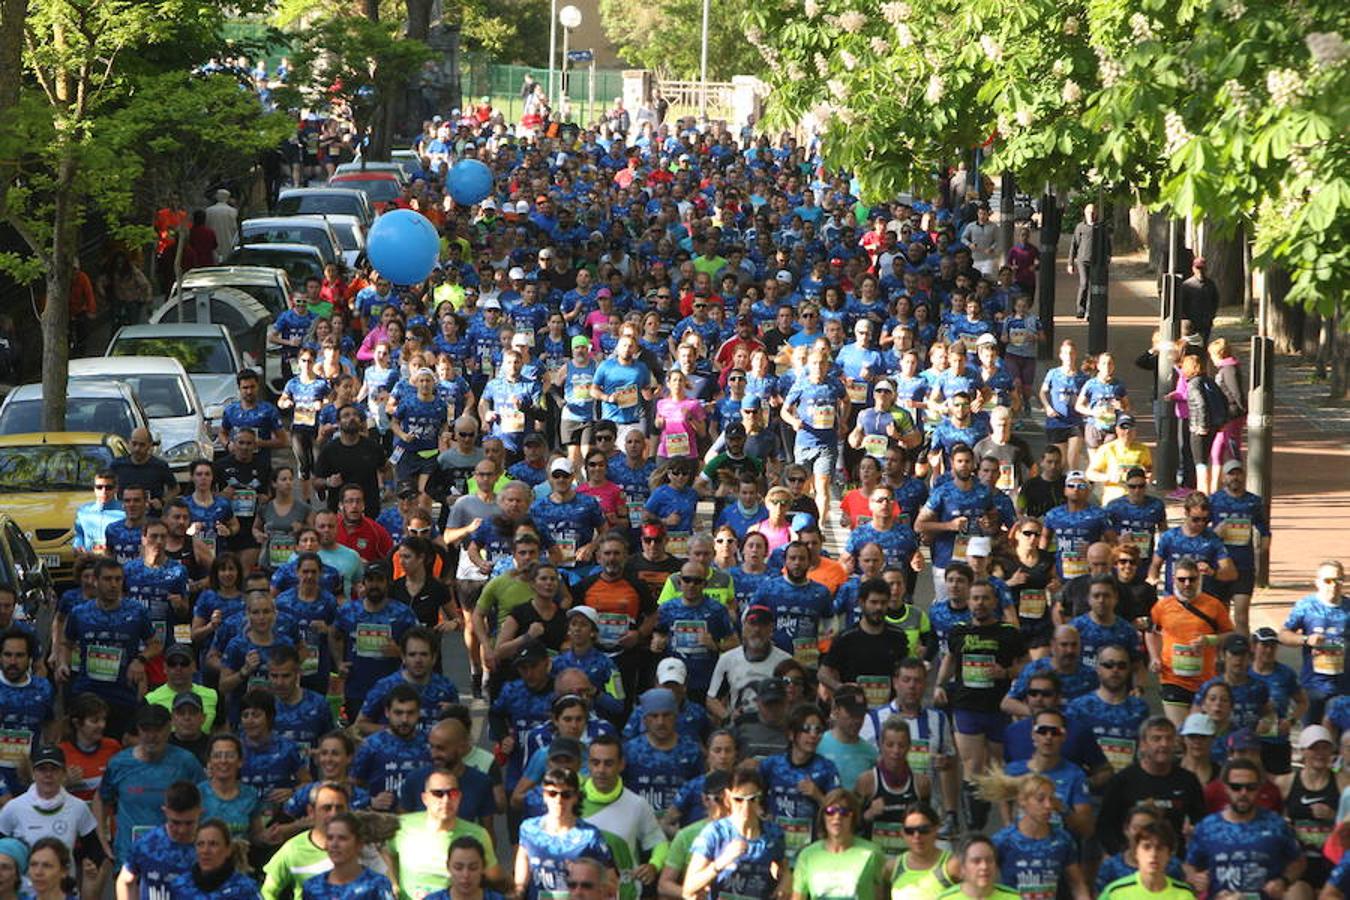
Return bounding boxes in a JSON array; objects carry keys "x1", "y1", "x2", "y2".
[
  {"x1": 656, "y1": 396, "x2": 704, "y2": 457},
  {"x1": 750, "y1": 519, "x2": 793, "y2": 553},
  {"x1": 579, "y1": 480, "x2": 625, "y2": 520}
]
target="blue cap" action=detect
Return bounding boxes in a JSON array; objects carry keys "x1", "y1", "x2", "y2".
[
  {"x1": 0, "y1": 838, "x2": 27, "y2": 871},
  {"x1": 741, "y1": 395, "x2": 763, "y2": 411},
  {"x1": 640, "y1": 688, "x2": 677, "y2": 716},
  {"x1": 791, "y1": 512, "x2": 817, "y2": 532}
]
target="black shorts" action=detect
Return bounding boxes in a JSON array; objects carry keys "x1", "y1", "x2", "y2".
[
  {"x1": 1084, "y1": 424, "x2": 1114, "y2": 449},
  {"x1": 560, "y1": 417, "x2": 589, "y2": 446},
  {"x1": 1160, "y1": 683, "x2": 1195, "y2": 706},
  {"x1": 1045, "y1": 424, "x2": 1082, "y2": 445},
  {"x1": 1261, "y1": 740, "x2": 1292, "y2": 775}
]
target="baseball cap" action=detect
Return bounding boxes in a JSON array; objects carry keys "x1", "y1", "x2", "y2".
[
  {"x1": 1298, "y1": 724, "x2": 1335, "y2": 749},
  {"x1": 741, "y1": 395, "x2": 763, "y2": 411},
  {"x1": 508, "y1": 266, "x2": 526, "y2": 280},
  {"x1": 791, "y1": 512, "x2": 817, "y2": 532},
  {"x1": 755, "y1": 677, "x2": 788, "y2": 703},
  {"x1": 566, "y1": 606, "x2": 600, "y2": 628},
  {"x1": 829, "y1": 257, "x2": 844, "y2": 266},
  {"x1": 596, "y1": 287, "x2": 612, "y2": 299},
  {"x1": 775, "y1": 270, "x2": 794, "y2": 284},
  {"x1": 966, "y1": 536, "x2": 993, "y2": 558},
  {"x1": 640, "y1": 523, "x2": 666, "y2": 539},
  {"x1": 515, "y1": 200, "x2": 530, "y2": 214},
  {"x1": 743, "y1": 604, "x2": 775, "y2": 626},
  {"x1": 164, "y1": 643, "x2": 194, "y2": 664},
  {"x1": 515, "y1": 641, "x2": 549, "y2": 665},
  {"x1": 511, "y1": 333, "x2": 532, "y2": 347},
  {"x1": 1222, "y1": 633, "x2": 1251, "y2": 654},
  {"x1": 481, "y1": 198, "x2": 497, "y2": 210},
  {"x1": 875, "y1": 379, "x2": 895, "y2": 392},
  {"x1": 678, "y1": 153, "x2": 691, "y2": 161},
  {"x1": 640, "y1": 688, "x2": 678, "y2": 715},
  {"x1": 737, "y1": 314, "x2": 755, "y2": 327},
  {"x1": 539, "y1": 248, "x2": 554, "y2": 259},
  {"x1": 1226, "y1": 729, "x2": 1260, "y2": 752},
  {"x1": 550, "y1": 458, "x2": 573, "y2": 476},
  {"x1": 1115, "y1": 414, "x2": 1136, "y2": 429},
  {"x1": 1222, "y1": 459, "x2": 1245, "y2": 474},
  {"x1": 364, "y1": 560, "x2": 390, "y2": 580},
  {"x1": 724, "y1": 423, "x2": 747, "y2": 440},
  {"x1": 135, "y1": 703, "x2": 172, "y2": 731},
  {"x1": 522, "y1": 433, "x2": 547, "y2": 448},
  {"x1": 31, "y1": 745, "x2": 65, "y2": 769},
  {"x1": 1065, "y1": 469, "x2": 1089, "y2": 487},
  {"x1": 1252, "y1": 626, "x2": 1279, "y2": 644},
  {"x1": 656, "y1": 658, "x2": 687, "y2": 685},
  {"x1": 479, "y1": 297, "x2": 502, "y2": 310},
  {"x1": 1179, "y1": 713, "x2": 1216, "y2": 736},
  {"x1": 396, "y1": 480, "x2": 420, "y2": 499},
  {"x1": 547, "y1": 737, "x2": 582, "y2": 761},
  {"x1": 173, "y1": 692, "x2": 204, "y2": 712},
  {"x1": 570, "y1": 335, "x2": 591, "y2": 349},
  {"x1": 975, "y1": 333, "x2": 998, "y2": 347}
]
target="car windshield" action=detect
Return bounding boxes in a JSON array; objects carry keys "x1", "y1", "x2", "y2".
[
  {"x1": 276, "y1": 195, "x2": 361, "y2": 217},
  {"x1": 340, "y1": 178, "x2": 401, "y2": 202},
  {"x1": 70, "y1": 374, "x2": 191, "y2": 418},
  {"x1": 241, "y1": 225, "x2": 329, "y2": 249},
  {"x1": 329, "y1": 222, "x2": 361, "y2": 250},
  {"x1": 0, "y1": 398, "x2": 136, "y2": 438},
  {"x1": 0, "y1": 444, "x2": 115, "y2": 492},
  {"x1": 109, "y1": 337, "x2": 234, "y2": 375},
  {"x1": 228, "y1": 250, "x2": 322, "y2": 286}
]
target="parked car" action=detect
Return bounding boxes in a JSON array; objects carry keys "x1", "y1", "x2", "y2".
[
  {"x1": 328, "y1": 171, "x2": 402, "y2": 213},
  {"x1": 0, "y1": 381, "x2": 149, "y2": 441},
  {"x1": 225, "y1": 243, "x2": 324, "y2": 289},
  {"x1": 0, "y1": 511, "x2": 54, "y2": 619},
  {"x1": 238, "y1": 216, "x2": 342, "y2": 267},
  {"x1": 306, "y1": 214, "x2": 365, "y2": 270},
  {"x1": 389, "y1": 150, "x2": 422, "y2": 180},
  {"x1": 333, "y1": 160, "x2": 408, "y2": 184},
  {"x1": 0, "y1": 432, "x2": 129, "y2": 583},
  {"x1": 172, "y1": 265, "x2": 291, "y2": 317},
  {"x1": 106, "y1": 324, "x2": 244, "y2": 428},
  {"x1": 275, "y1": 187, "x2": 374, "y2": 227},
  {"x1": 67, "y1": 357, "x2": 214, "y2": 477},
  {"x1": 152, "y1": 283, "x2": 283, "y2": 395}
]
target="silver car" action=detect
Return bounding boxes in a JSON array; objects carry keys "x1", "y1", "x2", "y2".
[
  {"x1": 238, "y1": 216, "x2": 343, "y2": 267},
  {"x1": 106, "y1": 324, "x2": 245, "y2": 428},
  {"x1": 0, "y1": 381, "x2": 149, "y2": 439}
]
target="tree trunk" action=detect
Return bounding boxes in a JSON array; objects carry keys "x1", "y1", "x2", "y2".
[
  {"x1": 1199, "y1": 227, "x2": 1244, "y2": 312},
  {"x1": 406, "y1": 0, "x2": 433, "y2": 39},
  {"x1": 41, "y1": 151, "x2": 79, "y2": 432},
  {"x1": 0, "y1": 0, "x2": 25, "y2": 111},
  {"x1": 1264, "y1": 267, "x2": 1305, "y2": 355},
  {"x1": 1109, "y1": 200, "x2": 1139, "y2": 253},
  {"x1": 362, "y1": 0, "x2": 379, "y2": 21}
]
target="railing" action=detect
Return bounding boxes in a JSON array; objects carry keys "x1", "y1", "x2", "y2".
[{"x1": 654, "y1": 78, "x2": 735, "y2": 119}]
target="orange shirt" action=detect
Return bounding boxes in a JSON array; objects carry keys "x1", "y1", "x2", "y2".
[
  {"x1": 59, "y1": 736, "x2": 122, "y2": 802},
  {"x1": 809, "y1": 556, "x2": 850, "y2": 597},
  {"x1": 1150, "y1": 592, "x2": 1233, "y2": 692},
  {"x1": 69, "y1": 270, "x2": 96, "y2": 317}
]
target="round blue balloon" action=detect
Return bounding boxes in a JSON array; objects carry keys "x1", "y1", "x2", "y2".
[
  {"x1": 365, "y1": 209, "x2": 440, "y2": 285},
  {"x1": 447, "y1": 159, "x2": 493, "y2": 206}
]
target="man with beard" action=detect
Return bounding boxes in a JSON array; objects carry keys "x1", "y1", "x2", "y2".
[
  {"x1": 351, "y1": 684, "x2": 432, "y2": 811},
  {"x1": 219, "y1": 368, "x2": 287, "y2": 466},
  {"x1": 751, "y1": 541, "x2": 834, "y2": 670},
  {"x1": 313, "y1": 404, "x2": 390, "y2": 517},
  {"x1": 818, "y1": 578, "x2": 909, "y2": 700},
  {"x1": 336, "y1": 483, "x2": 393, "y2": 563},
  {"x1": 332, "y1": 563, "x2": 418, "y2": 723},
  {"x1": 1183, "y1": 758, "x2": 1303, "y2": 896},
  {"x1": 213, "y1": 426, "x2": 270, "y2": 573},
  {"x1": 1066, "y1": 644, "x2": 1151, "y2": 778},
  {"x1": 0, "y1": 628, "x2": 56, "y2": 797},
  {"x1": 706, "y1": 605, "x2": 791, "y2": 723},
  {"x1": 573, "y1": 533, "x2": 657, "y2": 705}
]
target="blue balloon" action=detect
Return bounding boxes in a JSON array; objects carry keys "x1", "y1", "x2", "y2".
[
  {"x1": 365, "y1": 209, "x2": 440, "y2": 285},
  {"x1": 447, "y1": 159, "x2": 493, "y2": 206}
]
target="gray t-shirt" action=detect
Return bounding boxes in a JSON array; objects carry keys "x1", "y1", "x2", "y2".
[
  {"x1": 435, "y1": 447, "x2": 485, "y2": 499},
  {"x1": 448, "y1": 494, "x2": 497, "y2": 531}
]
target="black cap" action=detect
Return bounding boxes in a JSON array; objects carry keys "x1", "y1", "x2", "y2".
[
  {"x1": 523, "y1": 433, "x2": 547, "y2": 447},
  {"x1": 172, "y1": 692, "x2": 204, "y2": 712},
  {"x1": 31, "y1": 745, "x2": 65, "y2": 769},
  {"x1": 515, "y1": 641, "x2": 549, "y2": 665},
  {"x1": 547, "y1": 737, "x2": 582, "y2": 760},
  {"x1": 164, "y1": 644, "x2": 194, "y2": 664},
  {"x1": 396, "y1": 480, "x2": 420, "y2": 500},
  {"x1": 364, "y1": 561, "x2": 390, "y2": 580},
  {"x1": 1223, "y1": 633, "x2": 1251, "y2": 654},
  {"x1": 1252, "y1": 627, "x2": 1279, "y2": 644},
  {"x1": 755, "y1": 677, "x2": 787, "y2": 703},
  {"x1": 135, "y1": 704, "x2": 172, "y2": 730},
  {"x1": 724, "y1": 423, "x2": 747, "y2": 439}
]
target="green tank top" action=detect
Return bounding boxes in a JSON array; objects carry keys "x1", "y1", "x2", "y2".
[
  {"x1": 935, "y1": 885, "x2": 1021, "y2": 900},
  {"x1": 1098, "y1": 873, "x2": 1197, "y2": 899},
  {"x1": 884, "y1": 604, "x2": 930, "y2": 656},
  {"x1": 891, "y1": 849, "x2": 956, "y2": 899}
]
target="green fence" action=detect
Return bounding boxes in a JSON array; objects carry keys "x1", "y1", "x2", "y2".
[{"x1": 460, "y1": 53, "x2": 625, "y2": 128}]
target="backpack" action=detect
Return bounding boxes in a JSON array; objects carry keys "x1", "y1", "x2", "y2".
[{"x1": 1197, "y1": 375, "x2": 1231, "y2": 430}]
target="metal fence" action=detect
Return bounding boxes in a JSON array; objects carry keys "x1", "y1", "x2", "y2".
[{"x1": 460, "y1": 53, "x2": 625, "y2": 128}]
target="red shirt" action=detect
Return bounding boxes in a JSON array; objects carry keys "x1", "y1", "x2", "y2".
[
  {"x1": 338, "y1": 516, "x2": 393, "y2": 562},
  {"x1": 1202, "y1": 776, "x2": 1282, "y2": 815}
]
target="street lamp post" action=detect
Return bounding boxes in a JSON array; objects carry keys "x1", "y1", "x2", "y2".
[
  {"x1": 548, "y1": 0, "x2": 557, "y2": 108},
  {"x1": 559, "y1": 5, "x2": 582, "y2": 116},
  {"x1": 699, "y1": 0, "x2": 710, "y2": 117}
]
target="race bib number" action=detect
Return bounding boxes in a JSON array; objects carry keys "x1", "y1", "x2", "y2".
[
  {"x1": 568, "y1": 376, "x2": 592, "y2": 405},
  {"x1": 1312, "y1": 641, "x2": 1344, "y2": 676},
  {"x1": 555, "y1": 539, "x2": 577, "y2": 562},
  {"x1": 293, "y1": 402, "x2": 318, "y2": 427},
  {"x1": 1122, "y1": 530, "x2": 1152, "y2": 556},
  {"x1": 86, "y1": 644, "x2": 122, "y2": 682},
  {"x1": 962, "y1": 653, "x2": 995, "y2": 689},
  {"x1": 872, "y1": 821, "x2": 906, "y2": 855},
  {"x1": 859, "y1": 674, "x2": 890, "y2": 708},
  {"x1": 1008, "y1": 327, "x2": 1028, "y2": 347},
  {"x1": 952, "y1": 532, "x2": 970, "y2": 563},
  {"x1": 1219, "y1": 516, "x2": 1252, "y2": 546},
  {"x1": 499, "y1": 408, "x2": 526, "y2": 433},
  {"x1": 672, "y1": 620, "x2": 709, "y2": 655},
  {"x1": 907, "y1": 738, "x2": 931, "y2": 774},
  {"x1": 355, "y1": 623, "x2": 392, "y2": 658},
  {"x1": 810, "y1": 403, "x2": 836, "y2": 429},
  {"x1": 996, "y1": 461, "x2": 1016, "y2": 491},
  {"x1": 1061, "y1": 546, "x2": 1089, "y2": 578},
  {"x1": 1015, "y1": 883, "x2": 1057, "y2": 900},
  {"x1": 779, "y1": 816, "x2": 812, "y2": 856},
  {"x1": 1099, "y1": 736, "x2": 1137, "y2": 772},
  {"x1": 1019, "y1": 589, "x2": 1047, "y2": 619},
  {"x1": 846, "y1": 381, "x2": 869, "y2": 404},
  {"x1": 0, "y1": 729, "x2": 32, "y2": 768},
  {"x1": 300, "y1": 642, "x2": 320, "y2": 675},
  {"x1": 1093, "y1": 404, "x2": 1117, "y2": 430},
  {"x1": 627, "y1": 507, "x2": 644, "y2": 529},
  {"x1": 1295, "y1": 819, "x2": 1333, "y2": 849},
  {"x1": 793, "y1": 636, "x2": 820, "y2": 668},
  {"x1": 269, "y1": 535, "x2": 296, "y2": 567},
  {"x1": 597, "y1": 611, "x2": 629, "y2": 647},
  {"x1": 667, "y1": 532, "x2": 690, "y2": 558},
  {"x1": 862, "y1": 433, "x2": 889, "y2": 459},
  {"x1": 1171, "y1": 643, "x2": 1203, "y2": 677},
  {"x1": 664, "y1": 431, "x2": 691, "y2": 457},
  {"x1": 173, "y1": 624, "x2": 192, "y2": 645},
  {"x1": 232, "y1": 488, "x2": 257, "y2": 517},
  {"x1": 612, "y1": 386, "x2": 639, "y2": 409}
]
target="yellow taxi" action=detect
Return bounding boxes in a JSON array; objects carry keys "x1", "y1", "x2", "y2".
[{"x1": 0, "y1": 432, "x2": 130, "y2": 582}]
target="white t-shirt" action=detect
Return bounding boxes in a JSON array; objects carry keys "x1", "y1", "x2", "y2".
[
  {"x1": 583, "y1": 789, "x2": 665, "y2": 859},
  {"x1": 0, "y1": 786, "x2": 98, "y2": 850},
  {"x1": 708, "y1": 646, "x2": 792, "y2": 718}
]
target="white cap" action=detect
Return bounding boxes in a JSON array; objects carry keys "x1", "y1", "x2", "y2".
[
  {"x1": 775, "y1": 270, "x2": 793, "y2": 284},
  {"x1": 539, "y1": 248, "x2": 554, "y2": 259},
  {"x1": 1180, "y1": 713, "x2": 1216, "y2": 736},
  {"x1": 479, "y1": 297, "x2": 502, "y2": 310},
  {"x1": 678, "y1": 153, "x2": 691, "y2": 161},
  {"x1": 975, "y1": 333, "x2": 999, "y2": 346},
  {"x1": 567, "y1": 605, "x2": 599, "y2": 627},
  {"x1": 549, "y1": 458, "x2": 573, "y2": 475},
  {"x1": 966, "y1": 536, "x2": 993, "y2": 557},
  {"x1": 508, "y1": 266, "x2": 526, "y2": 280},
  {"x1": 515, "y1": 199, "x2": 530, "y2": 214},
  {"x1": 511, "y1": 333, "x2": 532, "y2": 347},
  {"x1": 1298, "y1": 724, "x2": 1335, "y2": 749},
  {"x1": 481, "y1": 198, "x2": 497, "y2": 210},
  {"x1": 656, "y1": 658, "x2": 688, "y2": 685}
]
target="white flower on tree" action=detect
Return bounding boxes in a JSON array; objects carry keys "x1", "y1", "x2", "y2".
[
  {"x1": 1305, "y1": 32, "x2": 1348, "y2": 68},
  {"x1": 880, "y1": 1, "x2": 912, "y2": 26},
  {"x1": 1061, "y1": 79, "x2": 1083, "y2": 104},
  {"x1": 980, "y1": 35, "x2": 1004, "y2": 62},
  {"x1": 925, "y1": 73, "x2": 944, "y2": 104},
  {"x1": 1265, "y1": 67, "x2": 1303, "y2": 106},
  {"x1": 836, "y1": 10, "x2": 867, "y2": 33}
]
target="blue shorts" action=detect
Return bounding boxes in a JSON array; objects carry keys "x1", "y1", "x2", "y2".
[
  {"x1": 794, "y1": 440, "x2": 838, "y2": 477},
  {"x1": 953, "y1": 708, "x2": 1009, "y2": 743}
]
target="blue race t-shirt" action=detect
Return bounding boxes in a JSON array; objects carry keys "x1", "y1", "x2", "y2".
[
  {"x1": 689, "y1": 816, "x2": 786, "y2": 898},
  {"x1": 517, "y1": 816, "x2": 614, "y2": 900},
  {"x1": 121, "y1": 824, "x2": 196, "y2": 899},
  {"x1": 1185, "y1": 808, "x2": 1301, "y2": 897},
  {"x1": 102, "y1": 748, "x2": 205, "y2": 863},
  {"x1": 622, "y1": 733, "x2": 704, "y2": 812},
  {"x1": 991, "y1": 823, "x2": 1078, "y2": 897},
  {"x1": 301, "y1": 867, "x2": 396, "y2": 900}
]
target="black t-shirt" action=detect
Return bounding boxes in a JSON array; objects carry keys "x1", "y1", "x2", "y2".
[
  {"x1": 505, "y1": 602, "x2": 569, "y2": 655},
  {"x1": 391, "y1": 575, "x2": 453, "y2": 628},
  {"x1": 947, "y1": 620, "x2": 1025, "y2": 712},
  {"x1": 821, "y1": 624, "x2": 909, "y2": 685},
  {"x1": 1098, "y1": 763, "x2": 1206, "y2": 853},
  {"x1": 170, "y1": 731, "x2": 210, "y2": 765},
  {"x1": 313, "y1": 436, "x2": 386, "y2": 518},
  {"x1": 1021, "y1": 474, "x2": 1065, "y2": 518},
  {"x1": 110, "y1": 456, "x2": 178, "y2": 499},
  {"x1": 213, "y1": 456, "x2": 271, "y2": 526},
  {"x1": 626, "y1": 557, "x2": 682, "y2": 599}
]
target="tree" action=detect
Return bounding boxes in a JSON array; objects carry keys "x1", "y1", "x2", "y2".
[
  {"x1": 600, "y1": 0, "x2": 765, "y2": 80},
  {"x1": 0, "y1": 0, "x2": 291, "y2": 430},
  {"x1": 750, "y1": 0, "x2": 1348, "y2": 327}
]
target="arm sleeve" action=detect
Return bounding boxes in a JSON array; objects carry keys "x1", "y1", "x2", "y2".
[{"x1": 75, "y1": 828, "x2": 108, "y2": 867}]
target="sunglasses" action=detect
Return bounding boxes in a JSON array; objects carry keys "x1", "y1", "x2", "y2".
[
  {"x1": 729, "y1": 376, "x2": 746, "y2": 382},
  {"x1": 1115, "y1": 558, "x2": 1137, "y2": 566},
  {"x1": 456, "y1": 431, "x2": 477, "y2": 438},
  {"x1": 799, "y1": 724, "x2": 825, "y2": 735},
  {"x1": 425, "y1": 787, "x2": 461, "y2": 799},
  {"x1": 787, "y1": 476, "x2": 806, "y2": 483},
  {"x1": 567, "y1": 880, "x2": 597, "y2": 890},
  {"x1": 1033, "y1": 725, "x2": 1065, "y2": 737},
  {"x1": 1127, "y1": 482, "x2": 1147, "y2": 489},
  {"x1": 823, "y1": 805, "x2": 852, "y2": 816},
  {"x1": 166, "y1": 658, "x2": 192, "y2": 668},
  {"x1": 1025, "y1": 688, "x2": 1057, "y2": 698},
  {"x1": 543, "y1": 788, "x2": 578, "y2": 799},
  {"x1": 903, "y1": 824, "x2": 934, "y2": 836},
  {"x1": 715, "y1": 537, "x2": 737, "y2": 544},
  {"x1": 641, "y1": 536, "x2": 662, "y2": 543},
  {"x1": 1098, "y1": 660, "x2": 1129, "y2": 670},
  {"x1": 1187, "y1": 515, "x2": 1209, "y2": 523},
  {"x1": 1225, "y1": 781, "x2": 1259, "y2": 793},
  {"x1": 407, "y1": 527, "x2": 432, "y2": 536},
  {"x1": 729, "y1": 793, "x2": 761, "y2": 803},
  {"x1": 680, "y1": 576, "x2": 706, "y2": 585},
  {"x1": 1174, "y1": 576, "x2": 1198, "y2": 583},
  {"x1": 95, "y1": 484, "x2": 116, "y2": 490},
  {"x1": 1020, "y1": 530, "x2": 1041, "y2": 537}
]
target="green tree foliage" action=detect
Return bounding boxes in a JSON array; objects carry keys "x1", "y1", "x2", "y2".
[
  {"x1": 599, "y1": 0, "x2": 765, "y2": 80},
  {"x1": 750, "y1": 0, "x2": 1348, "y2": 319}
]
